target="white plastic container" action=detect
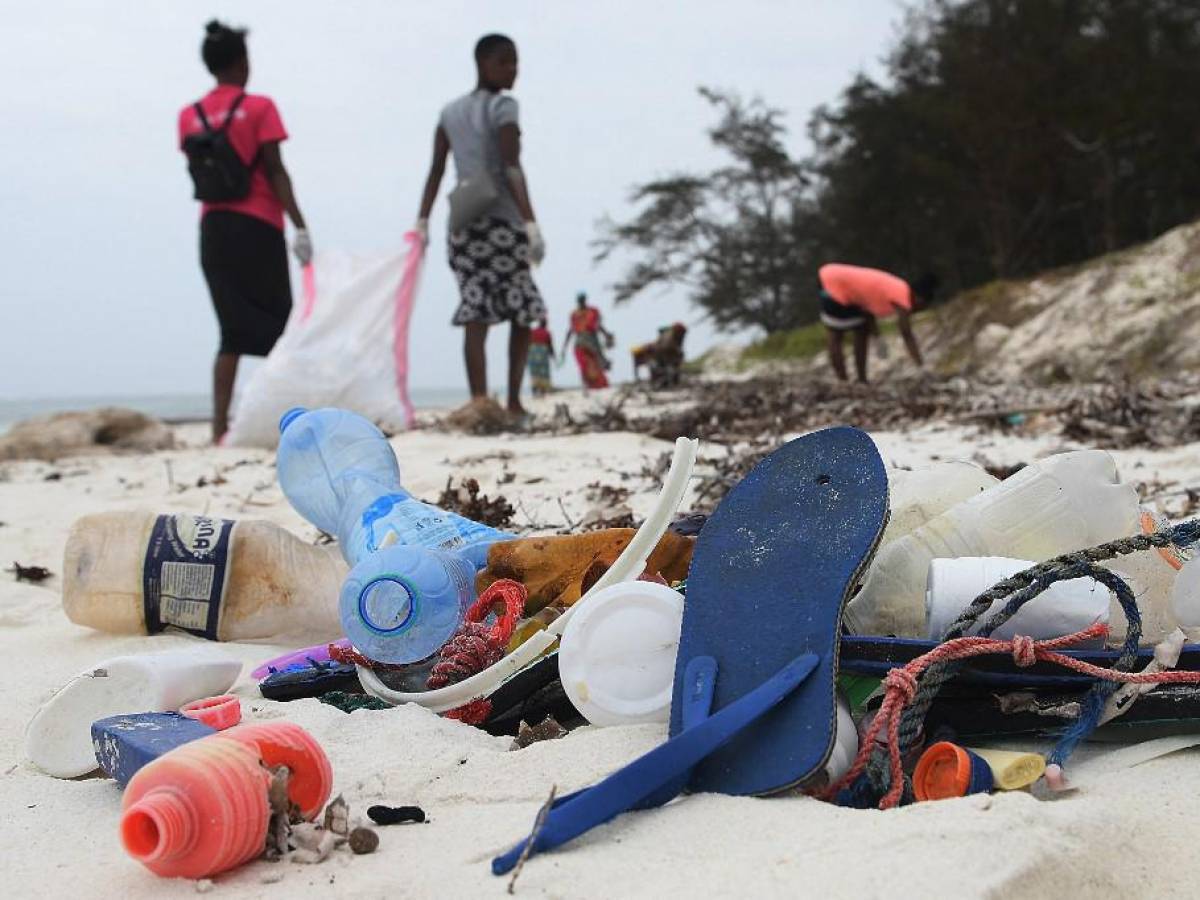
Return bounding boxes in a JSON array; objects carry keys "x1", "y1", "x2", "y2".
[
  {"x1": 883, "y1": 461, "x2": 999, "y2": 547},
  {"x1": 25, "y1": 646, "x2": 242, "y2": 778},
  {"x1": 1104, "y1": 510, "x2": 1186, "y2": 645},
  {"x1": 926, "y1": 556, "x2": 1110, "y2": 642},
  {"x1": 560, "y1": 581, "x2": 685, "y2": 726},
  {"x1": 847, "y1": 450, "x2": 1140, "y2": 637},
  {"x1": 1170, "y1": 554, "x2": 1200, "y2": 641},
  {"x1": 62, "y1": 511, "x2": 346, "y2": 642}
]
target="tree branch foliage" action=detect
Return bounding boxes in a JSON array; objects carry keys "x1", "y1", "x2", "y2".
[{"x1": 598, "y1": 0, "x2": 1200, "y2": 333}]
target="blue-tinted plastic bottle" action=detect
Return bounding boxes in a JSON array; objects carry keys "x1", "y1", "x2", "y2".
[
  {"x1": 276, "y1": 407, "x2": 511, "y2": 568},
  {"x1": 339, "y1": 544, "x2": 476, "y2": 664},
  {"x1": 277, "y1": 407, "x2": 511, "y2": 662}
]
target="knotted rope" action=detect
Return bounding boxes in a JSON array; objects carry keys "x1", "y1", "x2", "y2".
[
  {"x1": 428, "y1": 579, "x2": 527, "y2": 725},
  {"x1": 840, "y1": 519, "x2": 1200, "y2": 808}
]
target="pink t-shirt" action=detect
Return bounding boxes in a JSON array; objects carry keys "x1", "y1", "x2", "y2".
[
  {"x1": 819, "y1": 264, "x2": 912, "y2": 319},
  {"x1": 178, "y1": 85, "x2": 288, "y2": 230}
]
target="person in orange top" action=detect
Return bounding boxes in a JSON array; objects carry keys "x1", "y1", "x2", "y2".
[{"x1": 817, "y1": 264, "x2": 935, "y2": 382}]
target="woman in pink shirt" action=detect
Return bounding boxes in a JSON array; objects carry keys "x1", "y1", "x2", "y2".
[
  {"x1": 817, "y1": 264, "x2": 933, "y2": 383},
  {"x1": 178, "y1": 21, "x2": 311, "y2": 443}
]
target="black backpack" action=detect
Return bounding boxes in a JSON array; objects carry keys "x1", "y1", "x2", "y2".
[{"x1": 183, "y1": 93, "x2": 256, "y2": 202}]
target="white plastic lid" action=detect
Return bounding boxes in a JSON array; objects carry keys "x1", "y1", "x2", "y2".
[{"x1": 559, "y1": 581, "x2": 684, "y2": 727}]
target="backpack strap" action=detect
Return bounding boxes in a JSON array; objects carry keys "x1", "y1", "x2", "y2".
[
  {"x1": 193, "y1": 101, "x2": 212, "y2": 132},
  {"x1": 219, "y1": 93, "x2": 248, "y2": 133},
  {"x1": 193, "y1": 92, "x2": 248, "y2": 134}
]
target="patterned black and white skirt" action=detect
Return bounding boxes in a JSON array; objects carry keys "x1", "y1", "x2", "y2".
[{"x1": 448, "y1": 217, "x2": 546, "y2": 327}]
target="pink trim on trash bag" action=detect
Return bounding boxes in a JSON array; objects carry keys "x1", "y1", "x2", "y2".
[
  {"x1": 299, "y1": 263, "x2": 317, "y2": 323},
  {"x1": 393, "y1": 232, "x2": 425, "y2": 429}
]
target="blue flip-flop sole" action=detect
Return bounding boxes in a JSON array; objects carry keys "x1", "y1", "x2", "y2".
[{"x1": 673, "y1": 426, "x2": 888, "y2": 795}]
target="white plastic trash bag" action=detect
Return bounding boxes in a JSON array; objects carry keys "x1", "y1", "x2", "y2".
[{"x1": 226, "y1": 234, "x2": 424, "y2": 447}]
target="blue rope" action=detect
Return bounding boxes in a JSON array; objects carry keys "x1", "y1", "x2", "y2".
[{"x1": 842, "y1": 518, "x2": 1200, "y2": 806}]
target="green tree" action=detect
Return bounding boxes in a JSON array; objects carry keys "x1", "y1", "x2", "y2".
[
  {"x1": 810, "y1": 0, "x2": 1200, "y2": 291},
  {"x1": 594, "y1": 88, "x2": 819, "y2": 333}
]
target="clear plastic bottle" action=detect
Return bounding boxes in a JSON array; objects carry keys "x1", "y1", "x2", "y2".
[
  {"x1": 62, "y1": 511, "x2": 346, "y2": 641},
  {"x1": 883, "y1": 461, "x2": 999, "y2": 547},
  {"x1": 1170, "y1": 552, "x2": 1200, "y2": 641},
  {"x1": 276, "y1": 407, "x2": 511, "y2": 568},
  {"x1": 1104, "y1": 509, "x2": 1186, "y2": 645},
  {"x1": 339, "y1": 545, "x2": 476, "y2": 664},
  {"x1": 846, "y1": 450, "x2": 1140, "y2": 637}
]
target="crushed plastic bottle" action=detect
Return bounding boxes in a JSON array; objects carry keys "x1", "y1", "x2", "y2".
[{"x1": 276, "y1": 407, "x2": 512, "y2": 568}]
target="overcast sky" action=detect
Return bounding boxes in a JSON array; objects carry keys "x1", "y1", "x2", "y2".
[{"x1": 0, "y1": 1, "x2": 903, "y2": 401}]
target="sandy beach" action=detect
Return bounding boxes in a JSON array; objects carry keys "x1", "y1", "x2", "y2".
[{"x1": 3, "y1": 387, "x2": 1199, "y2": 900}]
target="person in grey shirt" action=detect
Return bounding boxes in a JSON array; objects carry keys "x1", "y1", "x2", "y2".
[{"x1": 415, "y1": 33, "x2": 547, "y2": 421}]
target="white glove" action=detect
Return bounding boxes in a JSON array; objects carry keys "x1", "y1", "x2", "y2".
[
  {"x1": 525, "y1": 221, "x2": 545, "y2": 266},
  {"x1": 414, "y1": 218, "x2": 429, "y2": 248},
  {"x1": 292, "y1": 228, "x2": 313, "y2": 266}
]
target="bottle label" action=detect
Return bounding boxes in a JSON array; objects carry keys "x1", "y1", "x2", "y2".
[
  {"x1": 361, "y1": 493, "x2": 502, "y2": 556},
  {"x1": 142, "y1": 514, "x2": 235, "y2": 640}
]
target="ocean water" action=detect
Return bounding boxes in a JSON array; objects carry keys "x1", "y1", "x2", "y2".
[{"x1": 0, "y1": 387, "x2": 468, "y2": 434}]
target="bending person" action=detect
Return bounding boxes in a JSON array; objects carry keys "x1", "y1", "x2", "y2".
[
  {"x1": 817, "y1": 264, "x2": 933, "y2": 383},
  {"x1": 415, "y1": 33, "x2": 546, "y2": 419}
]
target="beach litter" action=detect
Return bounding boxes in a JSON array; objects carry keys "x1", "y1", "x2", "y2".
[
  {"x1": 39, "y1": 404, "x2": 1200, "y2": 884},
  {"x1": 367, "y1": 804, "x2": 427, "y2": 826},
  {"x1": 9, "y1": 562, "x2": 52, "y2": 583}
]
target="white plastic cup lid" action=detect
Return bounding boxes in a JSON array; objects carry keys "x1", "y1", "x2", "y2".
[{"x1": 559, "y1": 580, "x2": 684, "y2": 727}]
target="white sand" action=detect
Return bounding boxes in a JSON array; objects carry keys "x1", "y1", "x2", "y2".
[{"x1": 3, "y1": 406, "x2": 1200, "y2": 898}]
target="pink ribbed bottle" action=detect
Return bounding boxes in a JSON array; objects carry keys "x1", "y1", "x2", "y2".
[{"x1": 120, "y1": 721, "x2": 333, "y2": 879}]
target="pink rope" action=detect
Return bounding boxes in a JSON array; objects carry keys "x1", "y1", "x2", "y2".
[{"x1": 824, "y1": 622, "x2": 1200, "y2": 809}]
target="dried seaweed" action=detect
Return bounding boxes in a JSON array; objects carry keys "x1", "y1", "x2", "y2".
[
  {"x1": 9, "y1": 562, "x2": 51, "y2": 583},
  {"x1": 435, "y1": 477, "x2": 516, "y2": 529}
]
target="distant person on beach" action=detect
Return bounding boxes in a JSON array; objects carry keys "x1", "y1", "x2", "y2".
[
  {"x1": 415, "y1": 33, "x2": 546, "y2": 420},
  {"x1": 561, "y1": 292, "x2": 614, "y2": 390},
  {"x1": 178, "y1": 20, "x2": 311, "y2": 444},
  {"x1": 817, "y1": 264, "x2": 934, "y2": 383},
  {"x1": 527, "y1": 316, "x2": 556, "y2": 397}
]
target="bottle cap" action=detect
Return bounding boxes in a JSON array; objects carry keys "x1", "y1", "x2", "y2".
[
  {"x1": 279, "y1": 407, "x2": 308, "y2": 434},
  {"x1": 340, "y1": 546, "x2": 472, "y2": 664},
  {"x1": 913, "y1": 741, "x2": 994, "y2": 801},
  {"x1": 179, "y1": 695, "x2": 242, "y2": 731},
  {"x1": 559, "y1": 581, "x2": 684, "y2": 726}
]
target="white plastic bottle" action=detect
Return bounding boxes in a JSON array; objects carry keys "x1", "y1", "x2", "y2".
[
  {"x1": 25, "y1": 646, "x2": 241, "y2": 778},
  {"x1": 62, "y1": 511, "x2": 347, "y2": 641},
  {"x1": 926, "y1": 556, "x2": 1110, "y2": 642},
  {"x1": 846, "y1": 450, "x2": 1140, "y2": 637},
  {"x1": 883, "y1": 461, "x2": 999, "y2": 547},
  {"x1": 1170, "y1": 553, "x2": 1200, "y2": 641},
  {"x1": 1104, "y1": 510, "x2": 1186, "y2": 645}
]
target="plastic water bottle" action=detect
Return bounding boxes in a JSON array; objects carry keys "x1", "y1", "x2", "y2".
[
  {"x1": 61, "y1": 512, "x2": 346, "y2": 642},
  {"x1": 1102, "y1": 509, "x2": 1185, "y2": 645},
  {"x1": 120, "y1": 721, "x2": 332, "y2": 879},
  {"x1": 1170, "y1": 553, "x2": 1200, "y2": 641},
  {"x1": 846, "y1": 450, "x2": 1140, "y2": 637},
  {"x1": 883, "y1": 461, "x2": 999, "y2": 547},
  {"x1": 276, "y1": 407, "x2": 511, "y2": 568},
  {"x1": 339, "y1": 545, "x2": 476, "y2": 664}
]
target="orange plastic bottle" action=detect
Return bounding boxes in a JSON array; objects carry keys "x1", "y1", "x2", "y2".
[{"x1": 120, "y1": 721, "x2": 333, "y2": 879}]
